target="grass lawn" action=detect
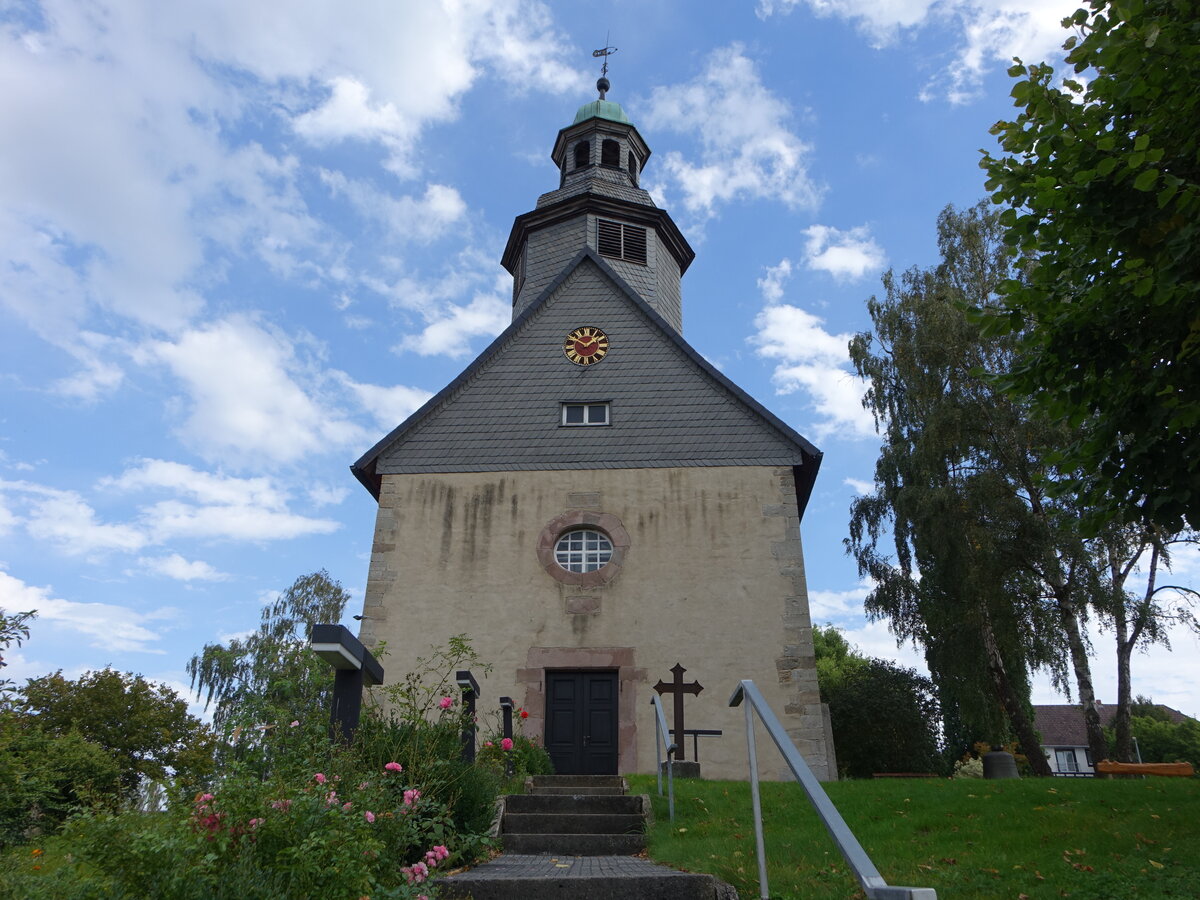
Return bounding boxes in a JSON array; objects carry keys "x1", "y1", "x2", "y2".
[{"x1": 626, "y1": 774, "x2": 1200, "y2": 900}]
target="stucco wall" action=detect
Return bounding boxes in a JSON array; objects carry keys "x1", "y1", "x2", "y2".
[{"x1": 359, "y1": 465, "x2": 829, "y2": 781}]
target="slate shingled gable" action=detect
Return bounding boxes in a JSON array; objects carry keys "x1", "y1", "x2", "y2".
[{"x1": 351, "y1": 247, "x2": 822, "y2": 512}]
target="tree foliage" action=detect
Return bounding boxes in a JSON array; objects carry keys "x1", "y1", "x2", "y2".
[
  {"x1": 0, "y1": 716, "x2": 123, "y2": 847},
  {"x1": 0, "y1": 609, "x2": 35, "y2": 710},
  {"x1": 1117, "y1": 716, "x2": 1200, "y2": 767},
  {"x1": 19, "y1": 668, "x2": 216, "y2": 799},
  {"x1": 187, "y1": 570, "x2": 351, "y2": 732},
  {"x1": 980, "y1": 0, "x2": 1200, "y2": 533},
  {"x1": 813, "y1": 627, "x2": 942, "y2": 777},
  {"x1": 848, "y1": 203, "x2": 1069, "y2": 773},
  {"x1": 812, "y1": 624, "x2": 868, "y2": 696},
  {"x1": 1097, "y1": 530, "x2": 1199, "y2": 760}
]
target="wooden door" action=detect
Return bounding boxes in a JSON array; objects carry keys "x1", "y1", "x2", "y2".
[{"x1": 545, "y1": 670, "x2": 619, "y2": 775}]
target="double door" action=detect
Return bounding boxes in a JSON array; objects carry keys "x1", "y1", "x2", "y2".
[{"x1": 544, "y1": 670, "x2": 618, "y2": 775}]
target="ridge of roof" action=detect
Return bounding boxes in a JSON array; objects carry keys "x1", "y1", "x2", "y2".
[{"x1": 351, "y1": 247, "x2": 822, "y2": 506}]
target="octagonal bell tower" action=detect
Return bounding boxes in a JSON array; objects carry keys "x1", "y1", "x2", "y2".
[{"x1": 502, "y1": 78, "x2": 694, "y2": 332}]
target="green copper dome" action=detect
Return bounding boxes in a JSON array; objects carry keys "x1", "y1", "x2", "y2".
[{"x1": 573, "y1": 99, "x2": 631, "y2": 126}]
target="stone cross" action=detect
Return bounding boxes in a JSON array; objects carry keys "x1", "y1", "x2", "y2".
[{"x1": 654, "y1": 663, "x2": 703, "y2": 761}]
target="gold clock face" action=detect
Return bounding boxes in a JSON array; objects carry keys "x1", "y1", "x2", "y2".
[{"x1": 563, "y1": 326, "x2": 609, "y2": 366}]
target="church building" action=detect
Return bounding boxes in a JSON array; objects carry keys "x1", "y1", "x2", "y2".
[{"x1": 351, "y1": 79, "x2": 833, "y2": 781}]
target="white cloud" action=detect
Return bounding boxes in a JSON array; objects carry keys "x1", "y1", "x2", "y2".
[
  {"x1": 136, "y1": 554, "x2": 229, "y2": 582},
  {"x1": 754, "y1": 0, "x2": 1074, "y2": 103},
  {"x1": 0, "y1": 480, "x2": 148, "y2": 556},
  {"x1": 3, "y1": 464, "x2": 341, "y2": 557},
  {"x1": 751, "y1": 303, "x2": 876, "y2": 440},
  {"x1": 0, "y1": 493, "x2": 17, "y2": 537},
  {"x1": 757, "y1": 260, "x2": 794, "y2": 303},
  {"x1": 307, "y1": 483, "x2": 350, "y2": 508},
  {"x1": 809, "y1": 581, "x2": 873, "y2": 619},
  {"x1": 802, "y1": 224, "x2": 887, "y2": 282},
  {"x1": 397, "y1": 294, "x2": 510, "y2": 359},
  {"x1": 320, "y1": 172, "x2": 468, "y2": 243},
  {"x1": 0, "y1": 570, "x2": 172, "y2": 653},
  {"x1": 0, "y1": 0, "x2": 578, "y2": 381},
  {"x1": 844, "y1": 477, "x2": 874, "y2": 494},
  {"x1": 641, "y1": 44, "x2": 820, "y2": 219},
  {"x1": 336, "y1": 376, "x2": 434, "y2": 430},
  {"x1": 138, "y1": 316, "x2": 366, "y2": 465},
  {"x1": 105, "y1": 459, "x2": 342, "y2": 543}
]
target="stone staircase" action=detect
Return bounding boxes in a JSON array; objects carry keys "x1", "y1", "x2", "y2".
[
  {"x1": 437, "y1": 774, "x2": 735, "y2": 899},
  {"x1": 503, "y1": 774, "x2": 646, "y2": 855}
]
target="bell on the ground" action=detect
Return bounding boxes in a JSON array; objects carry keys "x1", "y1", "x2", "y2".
[{"x1": 982, "y1": 746, "x2": 1020, "y2": 779}]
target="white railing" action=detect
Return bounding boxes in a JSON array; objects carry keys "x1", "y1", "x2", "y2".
[
  {"x1": 729, "y1": 679, "x2": 937, "y2": 900},
  {"x1": 650, "y1": 692, "x2": 676, "y2": 822}
]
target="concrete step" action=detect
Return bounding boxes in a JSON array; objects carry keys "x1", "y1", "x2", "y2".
[
  {"x1": 530, "y1": 774, "x2": 626, "y2": 791},
  {"x1": 503, "y1": 812, "x2": 644, "y2": 834},
  {"x1": 505, "y1": 793, "x2": 644, "y2": 815},
  {"x1": 530, "y1": 785, "x2": 625, "y2": 795},
  {"x1": 501, "y1": 832, "x2": 647, "y2": 855},
  {"x1": 436, "y1": 854, "x2": 728, "y2": 900}
]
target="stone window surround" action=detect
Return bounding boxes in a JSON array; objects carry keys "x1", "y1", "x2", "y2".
[
  {"x1": 516, "y1": 646, "x2": 646, "y2": 774},
  {"x1": 536, "y1": 509, "x2": 630, "y2": 587}
]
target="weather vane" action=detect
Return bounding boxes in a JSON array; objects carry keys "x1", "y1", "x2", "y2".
[{"x1": 591, "y1": 34, "x2": 617, "y2": 99}]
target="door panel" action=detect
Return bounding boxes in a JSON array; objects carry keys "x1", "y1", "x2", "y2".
[{"x1": 545, "y1": 670, "x2": 618, "y2": 775}]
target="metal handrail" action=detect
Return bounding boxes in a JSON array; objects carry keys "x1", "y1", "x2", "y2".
[
  {"x1": 649, "y1": 693, "x2": 676, "y2": 822},
  {"x1": 729, "y1": 679, "x2": 937, "y2": 900}
]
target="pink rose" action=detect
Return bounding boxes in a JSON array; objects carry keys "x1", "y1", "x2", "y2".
[
  {"x1": 290, "y1": 720, "x2": 299, "y2": 727},
  {"x1": 342, "y1": 801, "x2": 353, "y2": 811},
  {"x1": 439, "y1": 696, "x2": 453, "y2": 709},
  {"x1": 364, "y1": 811, "x2": 375, "y2": 824},
  {"x1": 384, "y1": 761, "x2": 403, "y2": 773},
  {"x1": 402, "y1": 861, "x2": 429, "y2": 884},
  {"x1": 314, "y1": 773, "x2": 326, "y2": 785},
  {"x1": 501, "y1": 737, "x2": 514, "y2": 751}
]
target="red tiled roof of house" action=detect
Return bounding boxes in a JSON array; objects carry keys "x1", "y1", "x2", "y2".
[{"x1": 1033, "y1": 703, "x2": 1191, "y2": 746}]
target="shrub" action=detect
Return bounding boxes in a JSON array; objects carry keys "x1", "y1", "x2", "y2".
[
  {"x1": 952, "y1": 756, "x2": 983, "y2": 778},
  {"x1": 0, "y1": 716, "x2": 123, "y2": 848}
]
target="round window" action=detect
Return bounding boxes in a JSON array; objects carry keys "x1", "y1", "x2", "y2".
[{"x1": 554, "y1": 528, "x2": 613, "y2": 573}]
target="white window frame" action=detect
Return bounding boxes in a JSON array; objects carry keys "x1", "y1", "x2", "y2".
[
  {"x1": 561, "y1": 401, "x2": 610, "y2": 426},
  {"x1": 554, "y1": 528, "x2": 614, "y2": 573},
  {"x1": 1054, "y1": 748, "x2": 1079, "y2": 773}
]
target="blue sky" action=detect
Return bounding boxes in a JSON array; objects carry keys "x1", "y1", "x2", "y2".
[{"x1": 3, "y1": 0, "x2": 1197, "y2": 722}]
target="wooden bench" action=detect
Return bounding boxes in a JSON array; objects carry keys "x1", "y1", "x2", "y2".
[{"x1": 1095, "y1": 760, "x2": 1195, "y2": 777}]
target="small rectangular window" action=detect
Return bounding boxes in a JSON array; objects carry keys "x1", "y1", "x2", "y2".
[{"x1": 562, "y1": 402, "x2": 610, "y2": 426}]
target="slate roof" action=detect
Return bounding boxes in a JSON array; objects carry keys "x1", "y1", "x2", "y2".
[
  {"x1": 352, "y1": 248, "x2": 822, "y2": 512},
  {"x1": 1033, "y1": 703, "x2": 1192, "y2": 745}
]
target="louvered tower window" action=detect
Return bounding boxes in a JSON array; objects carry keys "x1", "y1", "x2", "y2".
[
  {"x1": 597, "y1": 219, "x2": 647, "y2": 265},
  {"x1": 574, "y1": 140, "x2": 590, "y2": 169}
]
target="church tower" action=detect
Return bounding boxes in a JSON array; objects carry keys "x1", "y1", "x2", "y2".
[{"x1": 352, "y1": 78, "x2": 833, "y2": 781}]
